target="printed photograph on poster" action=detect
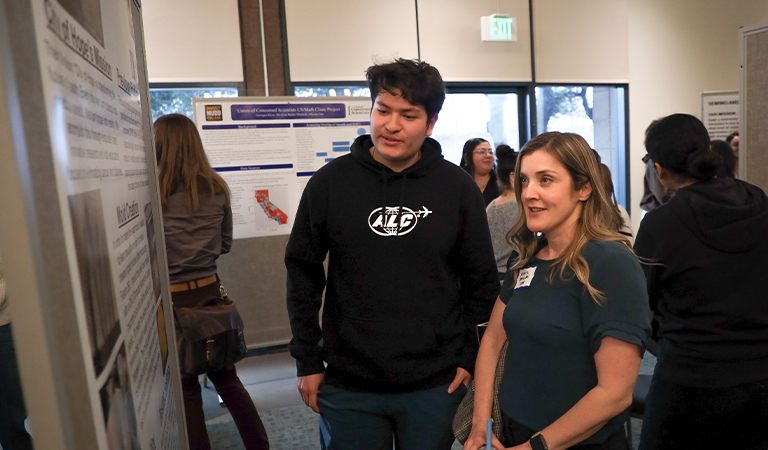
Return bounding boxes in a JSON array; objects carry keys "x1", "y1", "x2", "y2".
[
  {"x1": 69, "y1": 189, "x2": 121, "y2": 377},
  {"x1": 58, "y1": 0, "x2": 105, "y2": 46},
  {"x1": 144, "y1": 203, "x2": 162, "y2": 301},
  {"x1": 155, "y1": 302, "x2": 169, "y2": 373},
  {"x1": 100, "y1": 344, "x2": 140, "y2": 450}
]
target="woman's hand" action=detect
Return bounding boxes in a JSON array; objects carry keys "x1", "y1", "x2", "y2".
[{"x1": 464, "y1": 422, "x2": 506, "y2": 450}]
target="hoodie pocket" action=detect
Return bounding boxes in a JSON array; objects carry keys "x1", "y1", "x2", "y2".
[{"x1": 332, "y1": 318, "x2": 441, "y2": 372}]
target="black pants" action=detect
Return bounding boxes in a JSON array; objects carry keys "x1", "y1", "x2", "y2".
[
  {"x1": 0, "y1": 323, "x2": 34, "y2": 450},
  {"x1": 174, "y1": 283, "x2": 269, "y2": 450},
  {"x1": 639, "y1": 374, "x2": 768, "y2": 450},
  {"x1": 501, "y1": 410, "x2": 629, "y2": 450}
]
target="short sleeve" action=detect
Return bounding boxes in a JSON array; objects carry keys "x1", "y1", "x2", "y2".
[{"x1": 581, "y1": 243, "x2": 651, "y2": 354}]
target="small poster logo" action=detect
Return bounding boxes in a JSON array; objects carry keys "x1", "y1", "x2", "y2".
[
  {"x1": 348, "y1": 105, "x2": 370, "y2": 116},
  {"x1": 205, "y1": 105, "x2": 223, "y2": 121}
]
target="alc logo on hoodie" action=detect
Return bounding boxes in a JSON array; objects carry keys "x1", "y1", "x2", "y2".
[{"x1": 368, "y1": 206, "x2": 432, "y2": 236}]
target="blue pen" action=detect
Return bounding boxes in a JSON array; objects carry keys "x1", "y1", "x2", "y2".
[{"x1": 486, "y1": 418, "x2": 492, "y2": 449}]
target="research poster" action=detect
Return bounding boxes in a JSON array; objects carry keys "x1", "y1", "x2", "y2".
[
  {"x1": 31, "y1": 0, "x2": 180, "y2": 448},
  {"x1": 701, "y1": 91, "x2": 739, "y2": 141},
  {"x1": 193, "y1": 97, "x2": 372, "y2": 239}
]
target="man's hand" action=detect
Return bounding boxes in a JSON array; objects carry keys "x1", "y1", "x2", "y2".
[
  {"x1": 297, "y1": 373, "x2": 324, "y2": 413},
  {"x1": 448, "y1": 367, "x2": 472, "y2": 393}
]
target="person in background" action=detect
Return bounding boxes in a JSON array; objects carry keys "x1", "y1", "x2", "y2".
[
  {"x1": 0, "y1": 255, "x2": 34, "y2": 450},
  {"x1": 485, "y1": 145, "x2": 519, "y2": 281},
  {"x1": 286, "y1": 59, "x2": 499, "y2": 450},
  {"x1": 711, "y1": 139, "x2": 736, "y2": 179},
  {"x1": 155, "y1": 114, "x2": 269, "y2": 450},
  {"x1": 726, "y1": 131, "x2": 739, "y2": 176},
  {"x1": 635, "y1": 114, "x2": 768, "y2": 450},
  {"x1": 640, "y1": 120, "x2": 674, "y2": 212},
  {"x1": 461, "y1": 138, "x2": 499, "y2": 206},
  {"x1": 465, "y1": 132, "x2": 650, "y2": 450},
  {"x1": 598, "y1": 163, "x2": 634, "y2": 245}
]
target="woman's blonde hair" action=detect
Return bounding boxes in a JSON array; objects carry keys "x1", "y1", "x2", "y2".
[
  {"x1": 507, "y1": 132, "x2": 628, "y2": 302},
  {"x1": 154, "y1": 114, "x2": 229, "y2": 211}
]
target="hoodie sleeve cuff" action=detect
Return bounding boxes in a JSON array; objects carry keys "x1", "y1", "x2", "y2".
[{"x1": 296, "y1": 357, "x2": 326, "y2": 377}]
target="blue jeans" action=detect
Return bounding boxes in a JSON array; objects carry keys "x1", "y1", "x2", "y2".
[
  {"x1": 639, "y1": 374, "x2": 768, "y2": 450},
  {"x1": 0, "y1": 323, "x2": 33, "y2": 450},
  {"x1": 317, "y1": 382, "x2": 467, "y2": 450}
]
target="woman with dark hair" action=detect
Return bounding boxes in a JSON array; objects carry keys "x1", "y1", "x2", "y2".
[
  {"x1": 710, "y1": 139, "x2": 736, "y2": 179},
  {"x1": 485, "y1": 145, "x2": 518, "y2": 280},
  {"x1": 598, "y1": 163, "x2": 633, "y2": 245},
  {"x1": 155, "y1": 114, "x2": 269, "y2": 450},
  {"x1": 465, "y1": 132, "x2": 650, "y2": 450},
  {"x1": 635, "y1": 114, "x2": 768, "y2": 450},
  {"x1": 460, "y1": 138, "x2": 499, "y2": 206}
]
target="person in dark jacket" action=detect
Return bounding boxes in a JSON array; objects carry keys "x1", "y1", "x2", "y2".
[
  {"x1": 285, "y1": 59, "x2": 500, "y2": 450},
  {"x1": 635, "y1": 113, "x2": 768, "y2": 450}
]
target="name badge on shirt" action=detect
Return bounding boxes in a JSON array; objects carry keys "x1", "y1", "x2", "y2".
[{"x1": 514, "y1": 266, "x2": 537, "y2": 289}]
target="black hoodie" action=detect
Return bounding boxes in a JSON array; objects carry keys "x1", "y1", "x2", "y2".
[
  {"x1": 285, "y1": 135, "x2": 500, "y2": 393},
  {"x1": 635, "y1": 177, "x2": 768, "y2": 387}
]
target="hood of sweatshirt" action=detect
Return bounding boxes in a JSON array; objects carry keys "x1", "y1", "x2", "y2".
[
  {"x1": 669, "y1": 177, "x2": 768, "y2": 253},
  {"x1": 350, "y1": 135, "x2": 445, "y2": 236},
  {"x1": 350, "y1": 134, "x2": 444, "y2": 178}
]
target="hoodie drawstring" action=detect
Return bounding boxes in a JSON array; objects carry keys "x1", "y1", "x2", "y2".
[{"x1": 396, "y1": 174, "x2": 407, "y2": 236}]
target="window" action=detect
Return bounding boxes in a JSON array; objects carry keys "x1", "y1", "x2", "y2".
[
  {"x1": 149, "y1": 84, "x2": 242, "y2": 124},
  {"x1": 535, "y1": 85, "x2": 628, "y2": 208},
  {"x1": 294, "y1": 86, "x2": 370, "y2": 98},
  {"x1": 432, "y1": 92, "x2": 520, "y2": 166}
]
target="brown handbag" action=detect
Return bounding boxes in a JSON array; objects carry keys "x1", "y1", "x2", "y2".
[
  {"x1": 452, "y1": 340, "x2": 509, "y2": 444},
  {"x1": 172, "y1": 285, "x2": 247, "y2": 375}
]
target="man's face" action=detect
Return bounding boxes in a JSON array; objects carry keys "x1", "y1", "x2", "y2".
[{"x1": 370, "y1": 89, "x2": 437, "y2": 172}]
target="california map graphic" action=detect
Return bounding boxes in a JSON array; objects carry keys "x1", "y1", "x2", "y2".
[{"x1": 255, "y1": 190, "x2": 288, "y2": 225}]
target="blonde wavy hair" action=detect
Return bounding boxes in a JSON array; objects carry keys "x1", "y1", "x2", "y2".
[{"x1": 506, "y1": 132, "x2": 629, "y2": 302}]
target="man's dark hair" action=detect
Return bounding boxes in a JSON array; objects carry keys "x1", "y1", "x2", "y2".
[{"x1": 366, "y1": 59, "x2": 446, "y2": 120}]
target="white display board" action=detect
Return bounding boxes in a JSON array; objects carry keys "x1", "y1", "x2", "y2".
[
  {"x1": 701, "y1": 90, "x2": 739, "y2": 141},
  {"x1": 193, "y1": 96, "x2": 372, "y2": 239},
  {"x1": 6, "y1": 0, "x2": 184, "y2": 448}
]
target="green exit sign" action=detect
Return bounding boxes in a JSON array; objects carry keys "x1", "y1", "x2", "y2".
[{"x1": 481, "y1": 15, "x2": 517, "y2": 42}]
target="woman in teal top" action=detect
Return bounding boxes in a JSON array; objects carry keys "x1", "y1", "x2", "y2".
[{"x1": 464, "y1": 132, "x2": 650, "y2": 450}]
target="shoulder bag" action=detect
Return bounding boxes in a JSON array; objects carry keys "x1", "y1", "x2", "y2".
[
  {"x1": 453, "y1": 340, "x2": 509, "y2": 444},
  {"x1": 173, "y1": 284, "x2": 247, "y2": 375}
]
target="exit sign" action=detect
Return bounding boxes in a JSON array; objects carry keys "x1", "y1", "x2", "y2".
[{"x1": 481, "y1": 15, "x2": 517, "y2": 42}]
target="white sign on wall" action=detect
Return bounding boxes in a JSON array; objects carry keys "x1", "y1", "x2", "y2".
[{"x1": 701, "y1": 90, "x2": 739, "y2": 141}]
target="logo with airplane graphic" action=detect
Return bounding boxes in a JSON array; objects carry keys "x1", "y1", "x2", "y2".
[{"x1": 368, "y1": 206, "x2": 432, "y2": 236}]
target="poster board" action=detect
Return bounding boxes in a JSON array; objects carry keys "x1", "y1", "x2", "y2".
[
  {"x1": 0, "y1": 0, "x2": 186, "y2": 448},
  {"x1": 700, "y1": 90, "x2": 739, "y2": 141},
  {"x1": 740, "y1": 22, "x2": 768, "y2": 191},
  {"x1": 191, "y1": 96, "x2": 372, "y2": 347}
]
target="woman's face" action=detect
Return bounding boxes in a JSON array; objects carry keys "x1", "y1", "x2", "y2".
[
  {"x1": 471, "y1": 141, "x2": 495, "y2": 176},
  {"x1": 519, "y1": 149, "x2": 591, "y2": 240},
  {"x1": 731, "y1": 136, "x2": 739, "y2": 155}
]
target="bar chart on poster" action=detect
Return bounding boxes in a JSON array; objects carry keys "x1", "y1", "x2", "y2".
[{"x1": 193, "y1": 97, "x2": 372, "y2": 239}]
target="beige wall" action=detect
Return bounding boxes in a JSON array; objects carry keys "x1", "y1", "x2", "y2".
[
  {"x1": 284, "y1": 0, "x2": 419, "y2": 81},
  {"x1": 534, "y1": 0, "x2": 629, "y2": 83},
  {"x1": 418, "y1": 0, "x2": 531, "y2": 82},
  {"x1": 142, "y1": 0, "x2": 243, "y2": 82},
  {"x1": 627, "y1": 0, "x2": 768, "y2": 230}
]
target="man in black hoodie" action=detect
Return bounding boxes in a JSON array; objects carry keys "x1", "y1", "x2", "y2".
[{"x1": 285, "y1": 59, "x2": 499, "y2": 449}]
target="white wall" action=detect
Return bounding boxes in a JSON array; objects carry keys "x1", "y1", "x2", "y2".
[
  {"x1": 142, "y1": 0, "x2": 243, "y2": 82},
  {"x1": 418, "y1": 0, "x2": 532, "y2": 82},
  {"x1": 627, "y1": 0, "x2": 768, "y2": 230},
  {"x1": 533, "y1": 0, "x2": 629, "y2": 83},
  {"x1": 284, "y1": 0, "x2": 419, "y2": 82}
]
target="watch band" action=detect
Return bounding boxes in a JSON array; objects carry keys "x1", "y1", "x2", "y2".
[{"x1": 529, "y1": 432, "x2": 548, "y2": 450}]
